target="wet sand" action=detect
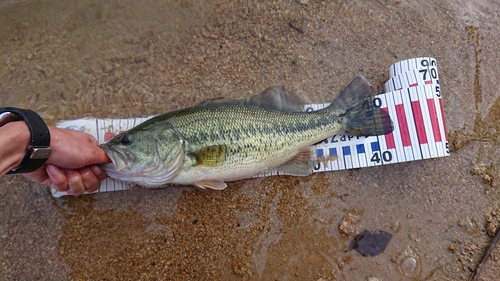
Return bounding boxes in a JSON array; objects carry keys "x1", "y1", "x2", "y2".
[{"x1": 1, "y1": 0, "x2": 500, "y2": 280}]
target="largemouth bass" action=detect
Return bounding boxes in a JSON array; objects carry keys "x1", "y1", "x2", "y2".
[{"x1": 100, "y1": 77, "x2": 393, "y2": 190}]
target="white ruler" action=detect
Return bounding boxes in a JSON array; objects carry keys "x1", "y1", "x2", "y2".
[{"x1": 51, "y1": 57, "x2": 449, "y2": 197}]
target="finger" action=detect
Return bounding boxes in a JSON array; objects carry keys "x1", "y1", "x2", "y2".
[
  {"x1": 79, "y1": 167, "x2": 99, "y2": 193},
  {"x1": 62, "y1": 168, "x2": 75, "y2": 175},
  {"x1": 66, "y1": 170, "x2": 85, "y2": 196},
  {"x1": 46, "y1": 164, "x2": 68, "y2": 191},
  {"x1": 90, "y1": 165, "x2": 108, "y2": 181}
]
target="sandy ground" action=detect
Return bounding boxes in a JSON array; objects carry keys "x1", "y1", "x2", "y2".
[{"x1": 1, "y1": 0, "x2": 500, "y2": 280}]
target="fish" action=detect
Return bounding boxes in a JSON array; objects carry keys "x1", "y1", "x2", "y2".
[{"x1": 99, "y1": 76, "x2": 393, "y2": 190}]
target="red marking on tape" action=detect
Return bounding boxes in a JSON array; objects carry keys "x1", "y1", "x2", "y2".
[
  {"x1": 105, "y1": 131, "x2": 114, "y2": 142},
  {"x1": 409, "y1": 83, "x2": 418, "y2": 87},
  {"x1": 427, "y1": 99, "x2": 442, "y2": 142},
  {"x1": 396, "y1": 104, "x2": 411, "y2": 147},
  {"x1": 382, "y1": 107, "x2": 395, "y2": 149},
  {"x1": 425, "y1": 80, "x2": 432, "y2": 85},
  {"x1": 385, "y1": 131, "x2": 395, "y2": 150},
  {"x1": 397, "y1": 87, "x2": 403, "y2": 91},
  {"x1": 439, "y1": 99, "x2": 448, "y2": 141},
  {"x1": 411, "y1": 101, "x2": 428, "y2": 144}
]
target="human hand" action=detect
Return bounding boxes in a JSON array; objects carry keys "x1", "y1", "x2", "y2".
[{"x1": 23, "y1": 126, "x2": 110, "y2": 196}]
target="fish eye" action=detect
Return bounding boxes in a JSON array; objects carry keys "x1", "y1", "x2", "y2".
[{"x1": 121, "y1": 135, "x2": 133, "y2": 146}]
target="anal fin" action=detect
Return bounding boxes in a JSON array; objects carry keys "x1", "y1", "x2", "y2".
[
  {"x1": 194, "y1": 180, "x2": 228, "y2": 190},
  {"x1": 275, "y1": 147, "x2": 316, "y2": 176}
]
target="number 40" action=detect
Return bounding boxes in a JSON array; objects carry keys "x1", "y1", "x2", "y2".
[{"x1": 370, "y1": 151, "x2": 392, "y2": 163}]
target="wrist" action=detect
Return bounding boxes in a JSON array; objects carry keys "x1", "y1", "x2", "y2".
[
  {"x1": 0, "y1": 121, "x2": 31, "y2": 175},
  {"x1": 45, "y1": 126, "x2": 60, "y2": 164},
  {"x1": 0, "y1": 108, "x2": 52, "y2": 174}
]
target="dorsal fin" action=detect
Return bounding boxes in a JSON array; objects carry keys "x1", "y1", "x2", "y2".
[
  {"x1": 194, "y1": 86, "x2": 305, "y2": 112},
  {"x1": 194, "y1": 97, "x2": 227, "y2": 107},
  {"x1": 247, "y1": 86, "x2": 304, "y2": 111}
]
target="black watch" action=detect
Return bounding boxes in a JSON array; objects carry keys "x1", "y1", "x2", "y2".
[{"x1": 0, "y1": 107, "x2": 52, "y2": 174}]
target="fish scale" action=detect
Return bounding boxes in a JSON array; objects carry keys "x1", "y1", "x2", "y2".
[{"x1": 167, "y1": 105, "x2": 341, "y2": 168}]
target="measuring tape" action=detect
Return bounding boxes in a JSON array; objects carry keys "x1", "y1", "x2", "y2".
[
  {"x1": 51, "y1": 57, "x2": 449, "y2": 197},
  {"x1": 295, "y1": 57, "x2": 449, "y2": 175}
]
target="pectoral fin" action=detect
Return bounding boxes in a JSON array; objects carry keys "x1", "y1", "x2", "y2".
[
  {"x1": 194, "y1": 180, "x2": 228, "y2": 190},
  {"x1": 190, "y1": 145, "x2": 227, "y2": 167},
  {"x1": 275, "y1": 147, "x2": 317, "y2": 176}
]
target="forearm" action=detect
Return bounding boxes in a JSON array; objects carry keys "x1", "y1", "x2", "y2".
[{"x1": 0, "y1": 121, "x2": 31, "y2": 176}]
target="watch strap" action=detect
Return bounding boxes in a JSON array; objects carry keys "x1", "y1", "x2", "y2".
[{"x1": 0, "y1": 107, "x2": 51, "y2": 174}]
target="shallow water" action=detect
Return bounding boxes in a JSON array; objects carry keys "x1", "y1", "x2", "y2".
[{"x1": 1, "y1": 0, "x2": 500, "y2": 280}]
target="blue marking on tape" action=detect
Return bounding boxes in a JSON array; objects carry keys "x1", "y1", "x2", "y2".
[
  {"x1": 343, "y1": 146, "x2": 351, "y2": 156},
  {"x1": 371, "y1": 142, "x2": 380, "y2": 152},
  {"x1": 356, "y1": 144, "x2": 365, "y2": 154},
  {"x1": 329, "y1": 148, "x2": 337, "y2": 156},
  {"x1": 316, "y1": 148, "x2": 324, "y2": 158},
  {"x1": 436, "y1": 79, "x2": 439, "y2": 84}
]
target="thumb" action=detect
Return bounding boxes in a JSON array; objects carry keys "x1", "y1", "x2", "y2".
[{"x1": 94, "y1": 146, "x2": 112, "y2": 164}]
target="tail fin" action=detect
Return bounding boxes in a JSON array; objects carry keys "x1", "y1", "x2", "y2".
[{"x1": 328, "y1": 76, "x2": 393, "y2": 136}]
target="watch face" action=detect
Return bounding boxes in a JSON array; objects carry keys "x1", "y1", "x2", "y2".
[
  {"x1": 30, "y1": 147, "x2": 53, "y2": 159},
  {"x1": 0, "y1": 112, "x2": 23, "y2": 127}
]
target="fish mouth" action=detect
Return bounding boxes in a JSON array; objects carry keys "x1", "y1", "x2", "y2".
[{"x1": 99, "y1": 144, "x2": 130, "y2": 172}]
